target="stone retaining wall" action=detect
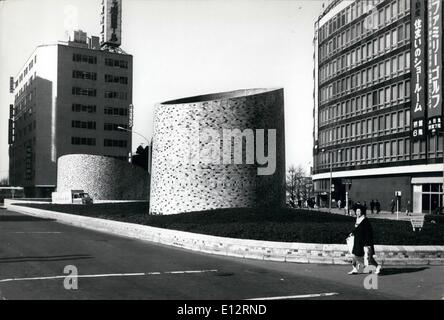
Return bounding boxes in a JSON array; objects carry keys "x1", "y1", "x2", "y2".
[{"x1": 5, "y1": 203, "x2": 444, "y2": 266}]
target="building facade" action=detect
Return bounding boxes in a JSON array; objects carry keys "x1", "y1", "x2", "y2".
[
  {"x1": 8, "y1": 32, "x2": 133, "y2": 197},
  {"x1": 313, "y1": 0, "x2": 443, "y2": 214}
]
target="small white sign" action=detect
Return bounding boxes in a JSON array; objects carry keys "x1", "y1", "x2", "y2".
[{"x1": 52, "y1": 192, "x2": 72, "y2": 204}]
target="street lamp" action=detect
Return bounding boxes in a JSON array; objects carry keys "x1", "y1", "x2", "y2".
[
  {"x1": 321, "y1": 148, "x2": 332, "y2": 214},
  {"x1": 117, "y1": 126, "x2": 152, "y2": 174}
]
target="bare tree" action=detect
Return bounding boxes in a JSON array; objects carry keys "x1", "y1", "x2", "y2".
[{"x1": 286, "y1": 165, "x2": 305, "y2": 207}]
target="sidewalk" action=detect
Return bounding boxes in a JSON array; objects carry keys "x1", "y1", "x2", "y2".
[{"x1": 312, "y1": 207, "x2": 422, "y2": 222}]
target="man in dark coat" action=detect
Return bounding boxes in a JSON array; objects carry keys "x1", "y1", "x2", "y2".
[
  {"x1": 348, "y1": 205, "x2": 381, "y2": 275},
  {"x1": 370, "y1": 199, "x2": 375, "y2": 214},
  {"x1": 375, "y1": 200, "x2": 381, "y2": 214}
]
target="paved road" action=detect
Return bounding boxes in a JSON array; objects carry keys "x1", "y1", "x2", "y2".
[{"x1": 0, "y1": 209, "x2": 442, "y2": 300}]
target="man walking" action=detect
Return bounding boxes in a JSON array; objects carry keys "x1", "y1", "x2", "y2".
[
  {"x1": 375, "y1": 200, "x2": 381, "y2": 214},
  {"x1": 370, "y1": 199, "x2": 375, "y2": 214}
]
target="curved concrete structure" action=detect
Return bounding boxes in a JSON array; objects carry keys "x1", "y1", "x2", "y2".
[
  {"x1": 57, "y1": 154, "x2": 149, "y2": 200},
  {"x1": 150, "y1": 88, "x2": 286, "y2": 215}
]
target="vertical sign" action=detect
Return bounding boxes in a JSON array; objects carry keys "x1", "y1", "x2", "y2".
[
  {"x1": 100, "y1": 0, "x2": 122, "y2": 47},
  {"x1": 411, "y1": 0, "x2": 427, "y2": 140},
  {"x1": 128, "y1": 103, "x2": 134, "y2": 128},
  {"x1": 427, "y1": 0, "x2": 443, "y2": 134},
  {"x1": 9, "y1": 77, "x2": 14, "y2": 93},
  {"x1": 8, "y1": 119, "x2": 14, "y2": 145},
  {"x1": 25, "y1": 145, "x2": 32, "y2": 180}
]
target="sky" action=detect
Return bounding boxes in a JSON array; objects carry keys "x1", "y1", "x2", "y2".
[{"x1": 0, "y1": 0, "x2": 324, "y2": 181}]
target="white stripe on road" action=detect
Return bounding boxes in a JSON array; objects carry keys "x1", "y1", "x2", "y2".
[
  {"x1": 246, "y1": 292, "x2": 339, "y2": 300},
  {"x1": 0, "y1": 269, "x2": 219, "y2": 284},
  {"x1": 11, "y1": 232, "x2": 62, "y2": 234}
]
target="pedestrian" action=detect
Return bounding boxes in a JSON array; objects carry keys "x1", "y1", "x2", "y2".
[
  {"x1": 363, "y1": 201, "x2": 367, "y2": 211},
  {"x1": 337, "y1": 199, "x2": 342, "y2": 209},
  {"x1": 370, "y1": 199, "x2": 375, "y2": 214},
  {"x1": 375, "y1": 199, "x2": 381, "y2": 214},
  {"x1": 405, "y1": 200, "x2": 411, "y2": 216},
  {"x1": 347, "y1": 204, "x2": 381, "y2": 275},
  {"x1": 390, "y1": 198, "x2": 395, "y2": 214}
]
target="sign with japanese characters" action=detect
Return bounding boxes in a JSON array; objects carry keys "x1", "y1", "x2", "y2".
[
  {"x1": 100, "y1": 0, "x2": 122, "y2": 47},
  {"x1": 427, "y1": 0, "x2": 443, "y2": 135},
  {"x1": 411, "y1": 0, "x2": 427, "y2": 140}
]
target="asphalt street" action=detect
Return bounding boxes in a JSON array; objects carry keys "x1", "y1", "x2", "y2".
[{"x1": 0, "y1": 209, "x2": 442, "y2": 300}]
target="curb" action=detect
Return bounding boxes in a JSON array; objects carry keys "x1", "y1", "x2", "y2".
[{"x1": 5, "y1": 204, "x2": 444, "y2": 266}]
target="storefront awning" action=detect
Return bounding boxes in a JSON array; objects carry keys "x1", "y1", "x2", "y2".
[{"x1": 411, "y1": 177, "x2": 444, "y2": 184}]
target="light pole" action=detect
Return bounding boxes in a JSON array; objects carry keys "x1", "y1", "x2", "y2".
[
  {"x1": 117, "y1": 126, "x2": 152, "y2": 174},
  {"x1": 321, "y1": 149, "x2": 332, "y2": 213}
]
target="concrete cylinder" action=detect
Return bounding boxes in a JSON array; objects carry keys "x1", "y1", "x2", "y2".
[{"x1": 149, "y1": 88, "x2": 286, "y2": 215}]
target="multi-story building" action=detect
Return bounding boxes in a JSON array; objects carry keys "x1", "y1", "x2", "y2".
[
  {"x1": 8, "y1": 30, "x2": 133, "y2": 197},
  {"x1": 312, "y1": 0, "x2": 443, "y2": 214}
]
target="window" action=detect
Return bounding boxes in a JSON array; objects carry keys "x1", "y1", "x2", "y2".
[
  {"x1": 104, "y1": 107, "x2": 128, "y2": 116},
  {"x1": 72, "y1": 70, "x2": 97, "y2": 80},
  {"x1": 105, "y1": 58, "x2": 128, "y2": 69},
  {"x1": 72, "y1": 87, "x2": 96, "y2": 97},
  {"x1": 405, "y1": 51, "x2": 410, "y2": 69},
  {"x1": 73, "y1": 54, "x2": 97, "y2": 64},
  {"x1": 72, "y1": 104, "x2": 96, "y2": 113},
  {"x1": 391, "y1": 85, "x2": 397, "y2": 101},
  {"x1": 105, "y1": 74, "x2": 128, "y2": 84},
  {"x1": 104, "y1": 91, "x2": 128, "y2": 100},
  {"x1": 385, "y1": 114, "x2": 390, "y2": 130},
  {"x1": 104, "y1": 123, "x2": 128, "y2": 131},
  {"x1": 104, "y1": 139, "x2": 128, "y2": 148},
  {"x1": 392, "y1": 30, "x2": 397, "y2": 47},
  {"x1": 71, "y1": 137, "x2": 96, "y2": 146},
  {"x1": 398, "y1": 111, "x2": 404, "y2": 127},
  {"x1": 392, "y1": 113, "x2": 397, "y2": 129},
  {"x1": 379, "y1": 143, "x2": 384, "y2": 159},
  {"x1": 385, "y1": 33, "x2": 390, "y2": 50},
  {"x1": 385, "y1": 87, "x2": 391, "y2": 103},
  {"x1": 398, "y1": 139, "x2": 404, "y2": 155},
  {"x1": 72, "y1": 120, "x2": 96, "y2": 130}
]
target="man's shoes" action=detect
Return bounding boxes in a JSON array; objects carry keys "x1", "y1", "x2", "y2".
[
  {"x1": 348, "y1": 264, "x2": 360, "y2": 275},
  {"x1": 348, "y1": 268, "x2": 359, "y2": 275},
  {"x1": 375, "y1": 265, "x2": 382, "y2": 275}
]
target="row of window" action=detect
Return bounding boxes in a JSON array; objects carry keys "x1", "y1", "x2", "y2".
[
  {"x1": 72, "y1": 103, "x2": 97, "y2": 113},
  {"x1": 72, "y1": 71, "x2": 128, "y2": 84},
  {"x1": 104, "y1": 123, "x2": 128, "y2": 131},
  {"x1": 319, "y1": 0, "x2": 382, "y2": 43},
  {"x1": 71, "y1": 104, "x2": 129, "y2": 116},
  {"x1": 104, "y1": 139, "x2": 127, "y2": 148},
  {"x1": 320, "y1": 55, "x2": 410, "y2": 106},
  {"x1": 318, "y1": 138, "x2": 412, "y2": 168},
  {"x1": 319, "y1": 79, "x2": 410, "y2": 125},
  {"x1": 104, "y1": 74, "x2": 128, "y2": 84},
  {"x1": 16, "y1": 55, "x2": 37, "y2": 87},
  {"x1": 72, "y1": 87, "x2": 128, "y2": 100},
  {"x1": 319, "y1": 22, "x2": 410, "y2": 84},
  {"x1": 72, "y1": 70, "x2": 97, "y2": 80},
  {"x1": 319, "y1": 109, "x2": 410, "y2": 147},
  {"x1": 72, "y1": 54, "x2": 130, "y2": 69},
  {"x1": 71, "y1": 120, "x2": 128, "y2": 131},
  {"x1": 71, "y1": 137, "x2": 96, "y2": 146},
  {"x1": 104, "y1": 107, "x2": 128, "y2": 116},
  {"x1": 319, "y1": 80, "x2": 411, "y2": 128},
  {"x1": 104, "y1": 91, "x2": 128, "y2": 100},
  {"x1": 319, "y1": 0, "x2": 410, "y2": 60},
  {"x1": 105, "y1": 58, "x2": 128, "y2": 69},
  {"x1": 72, "y1": 120, "x2": 96, "y2": 130},
  {"x1": 73, "y1": 54, "x2": 97, "y2": 64},
  {"x1": 72, "y1": 87, "x2": 96, "y2": 96}
]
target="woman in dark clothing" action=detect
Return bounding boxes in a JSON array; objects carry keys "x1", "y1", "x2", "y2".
[{"x1": 348, "y1": 205, "x2": 381, "y2": 275}]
